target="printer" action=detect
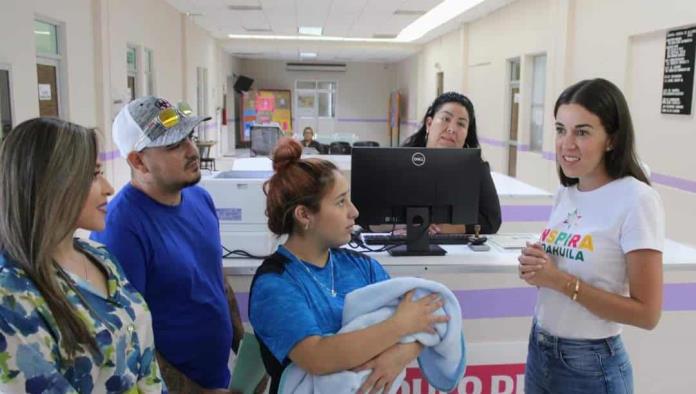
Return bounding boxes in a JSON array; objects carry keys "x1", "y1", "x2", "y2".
[{"x1": 200, "y1": 170, "x2": 280, "y2": 257}]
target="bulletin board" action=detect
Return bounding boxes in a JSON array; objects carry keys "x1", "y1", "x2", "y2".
[{"x1": 240, "y1": 90, "x2": 292, "y2": 142}]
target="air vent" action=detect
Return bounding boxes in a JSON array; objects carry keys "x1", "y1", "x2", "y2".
[
  {"x1": 286, "y1": 62, "x2": 347, "y2": 72},
  {"x1": 393, "y1": 9, "x2": 426, "y2": 16},
  {"x1": 228, "y1": 5, "x2": 263, "y2": 11},
  {"x1": 372, "y1": 33, "x2": 397, "y2": 39},
  {"x1": 243, "y1": 26, "x2": 272, "y2": 32}
]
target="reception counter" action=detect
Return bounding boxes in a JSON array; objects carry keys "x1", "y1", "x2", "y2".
[{"x1": 224, "y1": 234, "x2": 696, "y2": 393}]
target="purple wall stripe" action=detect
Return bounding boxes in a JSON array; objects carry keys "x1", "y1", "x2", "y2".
[
  {"x1": 501, "y1": 205, "x2": 552, "y2": 222},
  {"x1": 479, "y1": 138, "x2": 696, "y2": 194},
  {"x1": 336, "y1": 117, "x2": 388, "y2": 123},
  {"x1": 479, "y1": 137, "x2": 508, "y2": 148},
  {"x1": 455, "y1": 287, "x2": 537, "y2": 319},
  {"x1": 234, "y1": 282, "x2": 696, "y2": 322},
  {"x1": 99, "y1": 150, "x2": 121, "y2": 162},
  {"x1": 541, "y1": 151, "x2": 555, "y2": 161},
  {"x1": 663, "y1": 283, "x2": 696, "y2": 310},
  {"x1": 650, "y1": 172, "x2": 696, "y2": 194}
]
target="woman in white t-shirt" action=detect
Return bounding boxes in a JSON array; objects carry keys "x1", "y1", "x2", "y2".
[{"x1": 518, "y1": 78, "x2": 664, "y2": 394}]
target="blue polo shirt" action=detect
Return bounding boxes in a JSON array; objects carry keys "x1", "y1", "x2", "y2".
[{"x1": 91, "y1": 183, "x2": 232, "y2": 389}]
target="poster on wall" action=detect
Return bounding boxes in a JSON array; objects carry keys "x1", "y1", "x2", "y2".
[
  {"x1": 661, "y1": 26, "x2": 696, "y2": 115},
  {"x1": 240, "y1": 90, "x2": 293, "y2": 141}
]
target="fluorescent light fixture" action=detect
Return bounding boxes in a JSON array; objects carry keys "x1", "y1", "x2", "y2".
[
  {"x1": 227, "y1": 34, "x2": 396, "y2": 43},
  {"x1": 298, "y1": 26, "x2": 323, "y2": 36},
  {"x1": 299, "y1": 52, "x2": 317, "y2": 58},
  {"x1": 396, "y1": 0, "x2": 485, "y2": 42},
  {"x1": 227, "y1": 1, "x2": 484, "y2": 44}
]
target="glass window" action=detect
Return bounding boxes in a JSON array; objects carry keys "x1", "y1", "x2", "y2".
[
  {"x1": 297, "y1": 81, "x2": 316, "y2": 89},
  {"x1": 529, "y1": 55, "x2": 547, "y2": 152},
  {"x1": 127, "y1": 47, "x2": 137, "y2": 73},
  {"x1": 34, "y1": 20, "x2": 58, "y2": 55},
  {"x1": 295, "y1": 80, "x2": 336, "y2": 119},
  {"x1": 317, "y1": 81, "x2": 335, "y2": 90},
  {"x1": 144, "y1": 48, "x2": 154, "y2": 95},
  {"x1": 0, "y1": 69, "x2": 12, "y2": 139},
  {"x1": 510, "y1": 60, "x2": 521, "y2": 82},
  {"x1": 318, "y1": 91, "x2": 334, "y2": 117}
]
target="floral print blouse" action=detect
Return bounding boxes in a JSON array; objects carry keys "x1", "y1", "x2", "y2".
[{"x1": 0, "y1": 239, "x2": 165, "y2": 393}]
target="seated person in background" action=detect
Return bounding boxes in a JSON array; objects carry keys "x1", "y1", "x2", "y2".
[
  {"x1": 301, "y1": 126, "x2": 323, "y2": 151},
  {"x1": 0, "y1": 118, "x2": 163, "y2": 392},
  {"x1": 402, "y1": 92, "x2": 501, "y2": 234},
  {"x1": 249, "y1": 138, "x2": 447, "y2": 393}
]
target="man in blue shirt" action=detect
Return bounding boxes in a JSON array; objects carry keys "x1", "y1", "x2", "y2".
[{"x1": 91, "y1": 96, "x2": 243, "y2": 392}]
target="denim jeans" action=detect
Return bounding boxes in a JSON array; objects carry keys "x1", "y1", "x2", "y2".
[{"x1": 525, "y1": 322, "x2": 634, "y2": 394}]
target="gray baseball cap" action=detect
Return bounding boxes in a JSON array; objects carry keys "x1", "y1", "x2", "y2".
[{"x1": 112, "y1": 96, "x2": 211, "y2": 157}]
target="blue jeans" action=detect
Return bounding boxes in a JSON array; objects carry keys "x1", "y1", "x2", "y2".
[{"x1": 525, "y1": 322, "x2": 633, "y2": 394}]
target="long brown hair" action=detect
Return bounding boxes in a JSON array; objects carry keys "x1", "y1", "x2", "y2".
[
  {"x1": 264, "y1": 137, "x2": 338, "y2": 236},
  {"x1": 0, "y1": 117, "x2": 99, "y2": 357}
]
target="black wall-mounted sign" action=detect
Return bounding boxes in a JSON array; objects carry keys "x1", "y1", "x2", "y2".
[{"x1": 661, "y1": 26, "x2": 696, "y2": 115}]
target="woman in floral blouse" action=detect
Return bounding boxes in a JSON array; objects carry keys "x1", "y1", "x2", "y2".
[{"x1": 0, "y1": 118, "x2": 164, "y2": 393}]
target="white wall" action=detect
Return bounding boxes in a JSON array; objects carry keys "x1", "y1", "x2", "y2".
[
  {"x1": 240, "y1": 59, "x2": 396, "y2": 146},
  {"x1": 396, "y1": 0, "x2": 696, "y2": 246},
  {"x1": 393, "y1": 28, "x2": 470, "y2": 144},
  {"x1": 0, "y1": 0, "x2": 97, "y2": 125},
  {"x1": 570, "y1": 0, "x2": 696, "y2": 246},
  {"x1": 0, "y1": 0, "x2": 239, "y2": 192}
]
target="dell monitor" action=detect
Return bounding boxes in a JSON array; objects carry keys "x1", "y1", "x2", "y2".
[{"x1": 351, "y1": 147, "x2": 482, "y2": 256}]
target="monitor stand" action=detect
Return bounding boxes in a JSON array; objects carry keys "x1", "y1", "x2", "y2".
[{"x1": 388, "y1": 207, "x2": 446, "y2": 256}]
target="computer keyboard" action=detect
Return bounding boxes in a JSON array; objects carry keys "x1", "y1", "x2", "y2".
[{"x1": 362, "y1": 233, "x2": 472, "y2": 245}]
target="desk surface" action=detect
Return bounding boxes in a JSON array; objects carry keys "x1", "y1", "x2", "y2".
[
  {"x1": 225, "y1": 156, "x2": 552, "y2": 197},
  {"x1": 223, "y1": 233, "x2": 696, "y2": 275}
]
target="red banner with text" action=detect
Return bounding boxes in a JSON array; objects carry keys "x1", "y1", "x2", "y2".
[{"x1": 396, "y1": 364, "x2": 525, "y2": 394}]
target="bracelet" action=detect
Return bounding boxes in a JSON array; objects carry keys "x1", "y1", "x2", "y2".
[{"x1": 571, "y1": 277, "x2": 580, "y2": 301}]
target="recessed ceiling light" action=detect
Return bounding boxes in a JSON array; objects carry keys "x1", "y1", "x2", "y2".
[
  {"x1": 228, "y1": 5, "x2": 262, "y2": 11},
  {"x1": 299, "y1": 52, "x2": 318, "y2": 58},
  {"x1": 185, "y1": 12, "x2": 204, "y2": 17},
  {"x1": 298, "y1": 26, "x2": 323, "y2": 36}
]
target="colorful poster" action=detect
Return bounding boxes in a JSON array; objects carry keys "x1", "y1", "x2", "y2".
[{"x1": 240, "y1": 90, "x2": 293, "y2": 141}]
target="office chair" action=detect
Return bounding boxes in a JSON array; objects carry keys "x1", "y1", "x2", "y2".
[
  {"x1": 329, "y1": 141, "x2": 352, "y2": 155},
  {"x1": 353, "y1": 141, "x2": 380, "y2": 147}
]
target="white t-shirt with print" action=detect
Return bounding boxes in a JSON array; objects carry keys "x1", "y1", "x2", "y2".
[{"x1": 535, "y1": 176, "x2": 665, "y2": 339}]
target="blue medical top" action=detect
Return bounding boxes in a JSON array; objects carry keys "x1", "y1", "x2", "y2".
[{"x1": 249, "y1": 245, "x2": 390, "y2": 363}]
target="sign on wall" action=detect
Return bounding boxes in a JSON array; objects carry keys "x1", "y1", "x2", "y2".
[{"x1": 661, "y1": 26, "x2": 696, "y2": 115}]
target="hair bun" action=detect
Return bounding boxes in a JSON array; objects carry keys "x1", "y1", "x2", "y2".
[{"x1": 272, "y1": 137, "x2": 303, "y2": 172}]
